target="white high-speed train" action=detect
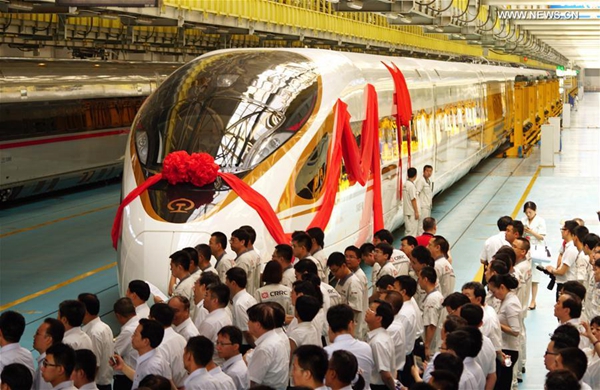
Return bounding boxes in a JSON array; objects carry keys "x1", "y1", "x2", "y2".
[{"x1": 117, "y1": 48, "x2": 548, "y2": 293}]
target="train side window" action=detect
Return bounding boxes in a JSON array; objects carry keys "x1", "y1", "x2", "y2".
[{"x1": 295, "y1": 132, "x2": 330, "y2": 201}]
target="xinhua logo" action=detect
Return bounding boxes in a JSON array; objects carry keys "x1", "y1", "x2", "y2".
[{"x1": 497, "y1": 10, "x2": 580, "y2": 20}]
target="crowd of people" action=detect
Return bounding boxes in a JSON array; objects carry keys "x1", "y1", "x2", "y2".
[{"x1": 1, "y1": 167, "x2": 599, "y2": 390}]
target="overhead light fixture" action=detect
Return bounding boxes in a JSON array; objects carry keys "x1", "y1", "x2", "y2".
[
  {"x1": 400, "y1": 15, "x2": 412, "y2": 23},
  {"x1": 216, "y1": 28, "x2": 229, "y2": 34},
  {"x1": 8, "y1": 1, "x2": 34, "y2": 11},
  {"x1": 346, "y1": 0, "x2": 363, "y2": 10},
  {"x1": 136, "y1": 17, "x2": 153, "y2": 25},
  {"x1": 100, "y1": 13, "x2": 119, "y2": 20}
]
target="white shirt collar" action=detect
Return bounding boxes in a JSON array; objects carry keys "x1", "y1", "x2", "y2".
[
  {"x1": 137, "y1": 349, "x2": 157, "y2": 365},
  {"x1": 0, "y1": 343, "x2": 20, "y2": 352},
  {"x1": 254, "y1": 329, "x2": 277, "y2": 346},
  {"x1": 222, "y1": 354, "x2": 243, "y2": 370},
  {"x1": 185, "y1": 367, "x2": 210, "y2": 384},
  {"x1": 366, "y1": 327, "x2": 386, "y2": 340},
  {"x1": 52, "y1": 381, "x2": 75, "y2": 390},
  {"x1": 174, "y1": 318, "x2": 194, "y2": 333}
]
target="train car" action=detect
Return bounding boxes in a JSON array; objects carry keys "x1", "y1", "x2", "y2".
[
  {"x1": 0, "y1": 59, "x2": 179, "y2": 202},
  {"x1": 116, "y1": 49, "x2": 549, "y2": 294}
]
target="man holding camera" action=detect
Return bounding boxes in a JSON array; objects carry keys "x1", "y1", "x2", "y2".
[{"x1": 546, "y1": 221, "x2": 579, "y2": 300}]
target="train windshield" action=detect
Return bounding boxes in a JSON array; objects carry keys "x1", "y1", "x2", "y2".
[{"x1": 133, "y1": 51, "x2": 319, "y2": 176}]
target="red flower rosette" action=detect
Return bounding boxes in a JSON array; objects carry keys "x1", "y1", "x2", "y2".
[
  {"x1": 187, "y1": 152, "x2": 219, "y2": 187},
  {"x1": 162, "y1": 151, "x2": 190, "y2": 185}
]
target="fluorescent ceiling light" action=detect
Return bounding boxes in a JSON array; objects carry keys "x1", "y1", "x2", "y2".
[
  {"x1": 346, "y1": 0, "x2": 363, "y2": 10},
  {"x1": 8, "y1": 1, "x2": 33, "y2": 11}
]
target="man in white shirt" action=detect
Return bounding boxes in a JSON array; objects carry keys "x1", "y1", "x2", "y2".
[
  {"x1": 0, "y1": 311, "x2": 35, "y2": 376},
  {"x1": 125, "y1": 280, "x2": 151, "y2": 319},
  {"x1": 33, "y1": 318, "x2": 65, "y2": 390},
  {"x1": 373, "y1": 229, "x2": 411, "y2": 276},
  {"x1": 446, "y1": 329, "x2": 486, "y2": 390},
  {"x1": 403, "y1": 167, "x2": 420, "y2": 237},
  {"x1": 416, "y1": 165, "x2": 434, "y2": 235},
  {"x1": 427, "y1": 236, "x2": 456, "y2": 297},
  {"x1": 112, "y1": 298, "x2": 139, "y2": 390},
  {"x1": 381, "y1": 291, "x2": 407, "y2": 378},
  {"x1": 0, "y1": 362, "x2": 33, "y2": 390},
  {"x1": 307, "y1": 227, "x2": 329, "y2": 282},
  {"x1": 291, "y1": 345, "x2": 329, "y2": 390},
  {"x1": 198, "y1": 283, "x2": 232, "y2": 364},
  {"x1": 247, "y1": 303, "x2": 290, "y2": 390},
  {"x1": 78, "y1": 294, "x2": 113, "y2": 390},
  {"x1": 324, "y1": 304, "x2": 375, "y2": 389},
  {"x1": 209, "y1": 231, "x2": 236, "y2": 283},
  {"x1": 193, "y1": 271, "x2": 220, "y2": 329},
  {"x1": 226, "y1": 267, "x2": 258, "y2": 351},
  {"x1": 230, "y1": 229, "x2": 260, "y2": 296},
  {"x1": 328, "y1": 252, "x2": 365, "y2": 336},
  {"x1": 57, "y1": 300, "x2": 93, "y2": 351},
  {"x1": 110, "y1": 319, "x2": 171, "y2": 390},
  {"x1": 461, "y1": 282, "x2": 502, "y2": 353},
  {"x1": 373, "y1": 243, "x2": 399, "y2": 294},
  {"x1": 182, "y1": 336, "x2": 225, "y2": 390},
  {"x1": 480, "y1": 216, "x2": 512, "y2": 281},
  {"x1": 460, "y1": 304, "x2": 497, "y2": 390},
  {"x1": 168, "y1": 250, "x2": 196, "y2": 310},
  {"x1": 71, "y1": 350, "x2": 99, "y2": 390},
  {"x1": 553, "y1": 348, "x2": 592, "y2": 390},
  {"x1": 168, "y1": 296, "x2": 200, "y2": 341},
  {"x1": 149, "y1": 303, "x2": 187, "y2": 388},
  {"x1": 418, "y1": 266, "x2": 444, "y2": 358},
  {"x1": 288, "y1": 296, "x2": 322, "y2": 353},
  {"x1": 40, "y1": 343, "x2": 77, "y2": 390},
  {"x1": 196, "y1": 244, "x2": 217, "y2": 275},
  {"x1": 554, "y1": 292, "x2": 590, "y2": 349},
  {"x1": 272, "y1": 244, "x2": 296, "y2": 288},
  {"x1": 547, "y1": 220, "x2": 580, "y2": 298},
  {"x1": 365, "y1": 300, "x2": 397, "y2": 390},
  {"x1": 293, "y1": 232, "x2": 326, "y2": 282},
  {"x1": 216, "y1": 326, "x2": 250, "y2": 390}
]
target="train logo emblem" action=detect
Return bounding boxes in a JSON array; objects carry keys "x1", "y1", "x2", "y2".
[{"x1": 167, "y1": 198, "x2": 195, "y2": 213}]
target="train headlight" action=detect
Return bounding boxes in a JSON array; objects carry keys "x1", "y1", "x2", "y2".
[{"x1": 136, "y1": 131, "x2": 149, "y2": 165}]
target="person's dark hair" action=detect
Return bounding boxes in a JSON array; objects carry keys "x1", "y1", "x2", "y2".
[
  {"x1": 360, "y1": 243, "x2": 375, "y2": 256},
  {"x1": 301, "y1": 273, "x2": 322, "y2": 289},
  {"x1": 557, "y1": 347, "x2": 587, "y2": 380},
  {"x1": 74, "y1": 349, "x2": 97, "y2": 381},
  {"x1": 326, "y1": 304, "x2": 354, "y2": 332},
  {"x1": 77, "y1": 293, "x2": 100, "y2": 316},
  {"x1": 497, "y1": 216, "x2": 513, "y2": 232},
  {"x1": 493, "y1": 246, "x2": 516, "y2": 269},
  {"x1": 211, "y1": 231, "x2": 228, "y2": 250},
  {"x1": 375, "y1": 275, "x2": 396, "y2": 290},
  {"x1": 0, "y1": 311, "x2": 26, "y2": 343},
  {"x1": 443, "y1": 315, "x2": 468, "y2": 334},
  {"x1": 382, "y1": 290, "x2": 404, "y2": 315},
  {"x1": 239, "y1": 225, "x2": 257, "y2": 244},
  {"x1": 523, "y1": 201, "x2": 537, "y2": 213},
  {"x1": 431, "y1": 236, "x2": 450, "y2": 256},
  {"x1": 139, "y1": 319, "x2": 164, "y2": 348},
  {"x1": 183, "y1": 247, "x2": 200, "y2": 268},
  {"x1": 295, "y1": 296, "x2": 320, "y2": 322},
  {"x1": 422, "y1": 217, "x2": 436, "y2": 232},
  {"x1": 149, "y1": 303, "x2": 174, "y2": 327},
  {"x1": 551, "y1": 325, "x2": 580, "y2": 349},
  {"x1": 43, "y1": 318, "x2": 65, "y2": 344},
  {"x1": 375, "y1": 242, "x2": 393, "y2": 259},
  {"x1": 292, "y1": 280, "x2": 323, "y2": 307},
  {"x1": 510, "y1": 220, "x2": 524, "y2": 237},
  {"x1": 410, "y1": 383, "x2": 438, "y2": 390},
  {"x1": 292, "y1": 233, "x2": 313, "y2": 252},
  {"x1": 247, "y1": 303, "x2": 277, "y2": 331},
  {"x1": 231, "y1": 228, "x2": 250, "y2": 247},
  {"x1": 420, "y1": 266, "x2": 437, "y2": 284},
  {"x1": 294, "y1": 258, "x2": 318, "y2": 276},
  {"x1": 401, "y1": 236, "x2": 418, "y2": 247},
  {"x1": 458, "y1": 326, "x2": 483, "y2": 358},
  {"x1": 326, "y1": 252, "x2": 347, "y2": 268},
  {"x1": 262, "y1": 260, "x2": 283, "y2": 285},
  {"x1": 185, "y1": 336, "x2": 214, "y2": 366},
  {"x1": 329, "y1": 350, "x2": 365, "y2": 390},
  {"x1": 345, "y1": 245, "x2": 362, "y2": 259},
  {"x1": 113, "y1": 297, "x2": 136, "y2": 318},
  {"x1": 433, "y1": 353, "x2": 463, "y2": 379},
  {"x1": 199, "y1": 271, "x2": 220, "y2": 287},
  {"x1": 373, "y1": 300, "x2": 394, "y2": 329},
  {"x1": 544, "y1": 369, "x2": 580, "y2": 390},
  {"x1": 170, "y1": 295, "x2": 191, "y2": 312},
  {"x1": 217, "y1": 325, "x2": 243, "y2": 347},
  {"x1": 423, "y1": 165, "x2": 433, "y2": 172},
  {"x1": 488, "y1": 273, "x2": 519, "y2": 291},
  {"x1": 128, "y1": 280, "x2": 151, "y2": 301},
  {"x1": 194, "y1": 244, "x2": 211, "y2": 265},
  {"x1": 560, "y1": 291, "x2": 582, "y2": 319},
  {"x1": 411, "y1": 246, "x2": 434, "y2": 266},
  {"x1": 226, "y1": 267, "x2": 248, "y2": 289},
  {"x1": 395, "y1": 275, "x2": 417, "y2": 297},
  {"x1": 0, "y1": 363, "x2": 33, "y2": 390},
  {"x1": 207, "y1": 283, "x2": 230, "y2": 307},
  {"x1": 461, "y1": 281, "x2": 486, "y2": 305},
  {"x1": 46, "y1": 343, "x2": 76, "y2": 377},
  {"x1": 306, "y1": 227, "x2": 325, "y2": 248},
  {"x1": 373, "y1": 229, "x2": 394, "y2": 244},
  {"x1": 488, "y1": 260, "x2": 509, "y2": 276},
  {"x1": 407, "y1": 167, "x2": 417, "y2": 178},
  {"x1": 573, "y1": 226, "x2": 589, "y2": 244},
  {"x1": 264, "y1": 302, "x2": 286, "y2": 328},
  {"x1": 561, "y1": 281, "x2": 586, "y2": 301},
  {"x1": 442, "y1": 292, "x2": 470, "y2": 311},
  {"x1": 293, "y1": 345, "x2": 328, "y2": 383},
  {"x1": 275, "y1": 244, "x2": 294, "y2": 263},
  {"x1": 563, "y1": 220, "x2": 579, "y2": 236},
  {"x1": 58, "y1": 300, "x2": 86, "y2": 327},
  {"x1": 139, "y1": 375, "x2": 171, "y2": 390},
  {"x1": 446, "y1": 329, "x2": 474, "y2": 359},
  {"x1": 591, "y1": 316, "x2": 600, "y2": 328},
  {"x1": 459, "y1": 303, "x2": 484, "y2": 326},
  {"x1": 583, "y1": 233, "x2": 600, "y2": 251},
  {"x1": 430, "y1": 369, "x2": 459, "y2": 390},
  {"x1": 514, "y1": 237, "x2": 531, "y2": 253},
  {"x1": 170, "y1": 249, "x2": 191, "y2": 271}
]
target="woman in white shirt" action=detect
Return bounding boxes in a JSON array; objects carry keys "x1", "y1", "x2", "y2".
[
  {"x1": 521, "y1": 201, "x2": 547, "y2": 310},
  {"x1": 488, "y1": 274, "x2": 522, "y2": 390}
]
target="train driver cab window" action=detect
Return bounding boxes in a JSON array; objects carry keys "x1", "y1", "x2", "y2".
[{"x1": 295, "y1": 133, "x2": 330, "y2": 200}]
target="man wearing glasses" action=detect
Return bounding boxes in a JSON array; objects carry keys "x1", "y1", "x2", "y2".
[
  {"x1": 546, "y1": 220, "x2": 579, "y2": 299},
  {"x1": 33, "y1": 318, "x2": 65, "y2": 390},
  {"x1": 216, "y1": 326, "x2": 249, "y2": 390},
  {"x1": 40, "y1": 343, "x2": 77, "y2": 390}
]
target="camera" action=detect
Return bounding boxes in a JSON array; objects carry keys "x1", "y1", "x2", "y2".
[{"x1": 536, "y1": 265, "x2": 556, "y2": 290}]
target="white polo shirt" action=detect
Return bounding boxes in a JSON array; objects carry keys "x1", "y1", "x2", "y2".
[
  {"x1": 392, "y1": 249, "x2": 411, "y2": 276},
  {"x1": 481, "y1": 305, "x2": 502, "y2": 351},
  {"x1": 174, "y1": 317, "x2": 200, "y2": 341},
  {"x1": 235, "y1": 250, "x2": 259, "y2": 295},
  {"x1": 50, "y1": 380, "x2": 77, "y2": 390},
  {"x1": 321, "y1": 282, "x2": 342, "y2": 307},
  {"x1": 387, "y1": 316, "x2": 407, "y2": 371},
  {"x1": 464, "y1": 357, "x2": 486, "y2": 389},
  {"x1": 208, "y1": 366, "x2": 236, "y2": 390},
  {"x1": 398, "y1": 299, "x2": 419, "y2": 354},
  {"x1": 288, "y1": 322, "x2": 322, "y2": 348},
  {"x1": 193, "y1": 300, "x2": 209, "y2": 329},
  {"x1": 480, "y1": 231, "x2": 510, "y2": 263},
  {"x1": 366, "y1": 327, "x2": 396, "y2": 386},
  {"x1": 334, "y1": 273, "x2": 365, "y2": 328},
  {"x1": 184, "y1": 367, "x2": 221, "y2": 390},
  {"x1": 497, "y1": 292, "x2": 522, "y2": 351},
  {"x1": 312, "y1": 249, "x2": 329, "y2": 282},
  {"x1": 82, "y1": 317, "x2": 114, "y2": 386},
  {"x1": 157, "y1": 327, "x2": 187, "y2": 387},
  {"x1": 324, "y1": 334, "x2": 374, "y2": 390},
  {"x1": 198, "y1": 307, "x2": 232, "y2": 364},
  {"x1": 172, "y1": 274, "x2": 196, "y2": 319},
  {"x1": 422, "y1": 289, "x2": 444, "y2": 354},
  {"x1": 254, "y1": 284, "x2": 293, "y2": 315},
  {"x1": 434, "y1": 257, "x2": 455, "y2": 297},
  {"x1": 377, "y1": 261, "x2": 399, "y2": 281},
  {"x1": 556, "y1": 241, "x2": 578, "y2": 283},
  {"x1": 135, "y1": 303, "x2": 150, "y2": 319},
  {"x1": 281, "y1": 266, "x2": 296, "y2": 288},
  {"x1": 221, "y1": 354, "x2": 249, "y2": 390},
  {"x1": 63, "y1": 327, "x2": 93, "y2": 351},
  {"x1": 476, "y1": 334, "x2": 497, "y2": 376},
  {"x1": 34, "y1": 352, "x2": 52, "y2": 390},
  {"x1": 113, "y1": 315, "x2": 140, "y2": 373},
  {"x1": 248, "y1": 329, "x2": 290, "y2": 390},
  {"x1": 214, "y1": 251, "x2": 236, "y2": 283},
  {"x1": 132, "y1": 350, "x2": 170, "y2": 390},
  {"x1": 230, "y1": 290, "x2": 257, "y2": 344},
  {"x1": 0, "y1": 343, "x2": 35, "y2": 376}
]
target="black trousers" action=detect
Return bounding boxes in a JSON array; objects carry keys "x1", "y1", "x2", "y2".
[
  {"x1": 371, "y1": 385, "x2": 389, "y2": 390},
  {"x1": 399, "y1": 352, "x2": 415, "y2": 388},
  {"x1": 113, "y1": 375, "x2": 132, "y2": 390},
  {"x1": 495, "y1": 349, "x2": 519, "y2": 390}
]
